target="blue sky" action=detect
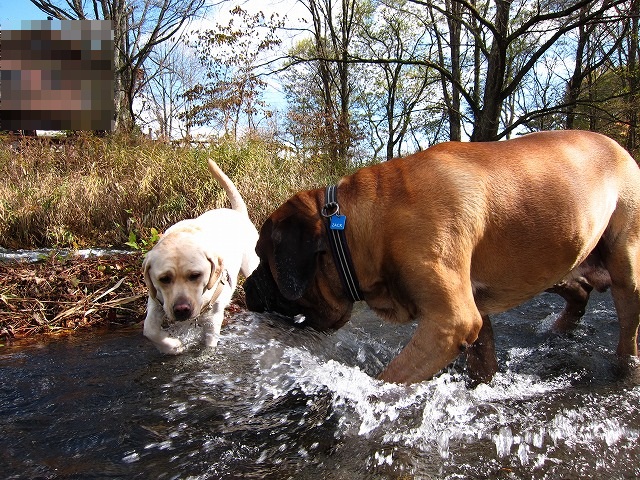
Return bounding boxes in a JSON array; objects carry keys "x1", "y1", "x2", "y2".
[
  {"x1": 1, "y1": 0, "x2": 298, "y2": 135},
  {"x1": 2, "y1": 0, "x2": 50, "y2": 30}
]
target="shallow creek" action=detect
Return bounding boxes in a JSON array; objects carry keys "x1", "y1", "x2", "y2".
[{"x1": 1, "y1": 291, "x2": 639, "y2": 479}]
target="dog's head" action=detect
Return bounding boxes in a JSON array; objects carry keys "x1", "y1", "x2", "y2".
[
  {"x1": 143, "y1": 232, "x2": 224, "y2": 322},
  {"x1": 244, "y1": 190, "x2": 354, "y2": 330}
]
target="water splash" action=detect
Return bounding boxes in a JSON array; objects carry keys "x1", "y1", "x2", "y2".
[{"x1": 243, "y1": 322, "x2": 640, "y2": 477}]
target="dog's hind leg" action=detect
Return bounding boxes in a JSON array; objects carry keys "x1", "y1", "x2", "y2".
[
  {"x1": 547, "y1": 280, "x2": 593, "y2": 333},
  {"x1": 602, "y1": 228, "x2": 640, "y2": 366},
  {"x1": 607, "y1": 257, "x2": 640, "y2": 359},
  {"x1": 465, "y1": 315, "x2": 499, "y2": 384}
]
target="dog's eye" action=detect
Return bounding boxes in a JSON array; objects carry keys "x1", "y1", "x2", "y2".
[
  {"x1": 159, "y1": 276, "x2": 172, "y2": 284},
  {"x1": 189, "y1": 272, "x2": 202, "y2": 282}
]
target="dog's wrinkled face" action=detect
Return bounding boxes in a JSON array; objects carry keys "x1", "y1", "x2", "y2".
[
  {"x1": 244, "y1": 193, "x2": 354, "y2": 331},
  {"x1": 143, "y1": 234, "x2": 222, "y2": 322}
]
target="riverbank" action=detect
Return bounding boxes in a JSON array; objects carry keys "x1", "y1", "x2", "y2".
[
  {"x1": 0, "y1": 252, "x2": 248, "y2": 344},
  {"x1": 0, "y1": 132, "x2": 350, "y2": 343},
  {"x1": 0, "y1": 252, "x2": 145, "y2": 343}
]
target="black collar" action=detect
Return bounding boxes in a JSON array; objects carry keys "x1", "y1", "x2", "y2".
[{"x1": 321, "y1": 185, "x2": 363, "y2": 302}]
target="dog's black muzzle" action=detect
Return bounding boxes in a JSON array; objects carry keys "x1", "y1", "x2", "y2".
[
  {"x1": 245, "y1": 264, "x2": 301, "y2": 320},
  {"x1": 244, "y1": 264, "x2": 272, "y2": 312}
]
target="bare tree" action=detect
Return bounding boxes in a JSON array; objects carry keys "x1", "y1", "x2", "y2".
[
  {"x1": 295, "y1": 0, "x2": 359, "y2": 168},
  {"x1": 356, "y1": 0, "x2": 438, "y2": 159},
  {"x1": 562, "y1": 0, "x2": 639, "y2": 155},
  {"x1": 30, "y1": 0, "x2": 209, "y2": 133},
  {"x1": 182, "y1": 7, "x2": 283, "y2": 139},
  {"x1": 404, "y1": 0, "x2": 631, "y2": 141},
  {"x1": 140, "y1": 40, "x2": 203, "y2": 140}
]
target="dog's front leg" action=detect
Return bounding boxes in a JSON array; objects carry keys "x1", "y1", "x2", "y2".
[
  {"x1": 200, "y1": 305, "x2": 225, "y2": 349},
  {"x1": 378, "y1": 290, "x2": 483, "y2": 384},
  {"x1": 464, "y1": 315, "x2": 499, "y2": 384},
  {"x1": 143, "y1": 298, "x2": 185, "y2": 354}
]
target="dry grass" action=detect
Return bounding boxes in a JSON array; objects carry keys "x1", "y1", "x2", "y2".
[{"x1": 0, "y1": 133, "x2": 351, "y2": 249}]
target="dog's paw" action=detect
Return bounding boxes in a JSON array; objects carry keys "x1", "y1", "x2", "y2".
[
  {"x1": 203, "y1": 334, "x2": 220, "y2": 349},
  {"x1": 157, "y1": 337, "x2": 185, "y2": 355}
]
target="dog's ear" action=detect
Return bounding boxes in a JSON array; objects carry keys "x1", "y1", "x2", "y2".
[
  {"x1": 267, "y1": 213, "x2": 324, "y2": 301},
  {"x1": 142, "y1": 253, "x2": 157, "y2": 298},
  {"x1": 206, "y1": 254, "x2": 224, "y2": 290}
]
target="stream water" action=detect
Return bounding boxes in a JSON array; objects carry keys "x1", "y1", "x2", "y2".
[{"x1": 1, "y1": 291, "x2": 639, "y2": 479}]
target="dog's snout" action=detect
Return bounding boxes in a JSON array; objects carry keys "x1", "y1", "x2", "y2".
[
  {"x1": 245, "y1": 267, "x2": 270, "y2": 312},
  {"x1": 245, "y1": 265, "x2": 304, "y2": 320},
  {"x1": 173, "y1": 300, "x2": 193, "y2": 320}
]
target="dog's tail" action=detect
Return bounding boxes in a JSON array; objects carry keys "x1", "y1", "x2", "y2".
[{"x1": 207, "y1": 159, "x2": 248, "y2": 216}]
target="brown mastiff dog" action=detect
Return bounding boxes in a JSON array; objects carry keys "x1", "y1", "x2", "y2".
[{"x1": 244, "y1": 130, "x2": 640, "y2": 384}]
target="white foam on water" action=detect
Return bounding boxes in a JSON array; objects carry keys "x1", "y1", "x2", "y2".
[
  {"x1": 256, "y1": 346, "x2": 408, "y2": 434},
  {"x1": 250, "y1": 340, "x2": 640, "y2": 472},
  {"x1": 548, "y1": 408, "x2": 639, "y2": 448},
  {"x1": 135, "y1": 308, "x2": 640, "y2": 478}
]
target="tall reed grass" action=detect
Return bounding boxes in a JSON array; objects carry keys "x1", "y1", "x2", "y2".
[{"x1": 0, "y1": 133, "x2": 356, "y2": 249}]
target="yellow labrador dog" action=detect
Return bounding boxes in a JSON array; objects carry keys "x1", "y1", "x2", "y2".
[
  {"x1": 244, "y1": 130, "x2": 640, "y2": 384},
  {"x1": 143, "y1": 160, "x2": 259, "y2": 354}
]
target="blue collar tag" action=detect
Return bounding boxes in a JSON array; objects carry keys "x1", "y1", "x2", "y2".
[{"x1": 330, "y1": 214, "x2": 346, "y2": 230}]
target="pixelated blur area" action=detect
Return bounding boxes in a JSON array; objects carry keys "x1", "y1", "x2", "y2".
[{"x1": 1, "y1": 19, "x2": 114, "y2": 131}]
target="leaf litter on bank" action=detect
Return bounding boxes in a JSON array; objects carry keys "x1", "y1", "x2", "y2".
[{"x1": 0, "y1": 253, "x2": 147, "y2": 342}]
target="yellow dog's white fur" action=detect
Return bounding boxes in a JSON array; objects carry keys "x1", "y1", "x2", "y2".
[{"x1": 142, "y1": 160, "x2": 258, "y2": 354}]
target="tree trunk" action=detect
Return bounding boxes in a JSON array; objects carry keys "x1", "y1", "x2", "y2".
[
  {"x1": 446, "y1": 0, "x2": 462, "y2": 141},
  {"x1": 470, "y1": 0, "x2": 510, "y2": 142},
  {"x1": 565, "y1": 7, "x2": 590, "y2": 130},
  {"x1": 337, "y1": 0, "x2": 352, "y2": 167}
]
